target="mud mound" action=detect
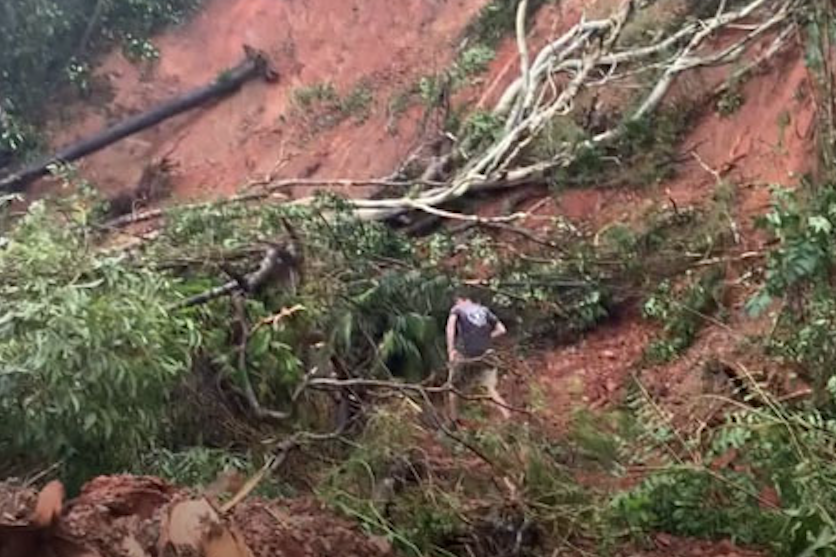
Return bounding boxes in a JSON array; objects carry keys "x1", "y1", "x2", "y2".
[
  {"x1": 232, "y1": 498, "x2": 392, "y2": 557},
  {"x1": 59, "y1": 475, "x2": 176, "y2": 557},
  {"x1": 0, "y1": 481, "x2": 37, "y2": 524},
  {"x1": 71, "y1": 474, "x2": 176, "y2": 518},
  {"x1": 0, "y1": 476, "x2": 391, "y2": 557}
]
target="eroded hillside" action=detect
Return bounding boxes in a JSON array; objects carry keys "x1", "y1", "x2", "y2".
[{"x1": 1, "y1": 1, "x2": 830, "y2": 556}]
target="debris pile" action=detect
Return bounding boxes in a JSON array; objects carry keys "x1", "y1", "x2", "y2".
[{"x1": 0, "y1": 475, "x2": 392, "y2": 557}]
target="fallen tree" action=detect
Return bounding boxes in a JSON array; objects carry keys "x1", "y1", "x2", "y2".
[
  {"x1": 105, "y1": 0, "x2": 800, "y2": 231},
  {"x1": 0, "y1": 45, "x2": 278, "y2": 194},
  {"x1": 335, "y1": 0, "x2": 799, "y2": 222}
]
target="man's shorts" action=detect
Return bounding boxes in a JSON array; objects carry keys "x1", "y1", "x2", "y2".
[{"x1": 449, "y1": 350, "x2": 499, "y2": 393}]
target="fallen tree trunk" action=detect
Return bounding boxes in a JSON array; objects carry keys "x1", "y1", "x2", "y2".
[{"x1": 0, "y1": 45, "x2": 277, "y2": 194}]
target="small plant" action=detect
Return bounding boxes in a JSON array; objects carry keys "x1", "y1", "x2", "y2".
[
  {"x1": 459, "y1": 110, "x2": 503, "y2": 154},
  {"x1": 141, "y1": 446, "x2": 250, "y2": 487},
  {"x1": 0, "y1": 106, "x2": 39, "y2": 155},
  {"x1": 418, "y1": 74, "x2": 445, "y2": 107},
  {"x1": 453, "y1": 44, "x2": 495, "y2": 80},
  {"x1": 716, "y1": 86, "x2": 744, "y2": 117},
  {"x1": 341, "y1": 82, "x2": 374, "y2": 122},
  {"x1": 746, "y1": 185, "x2": 836, "y2": 316},
  {"x1": 65, "y1": 59, "x2": 91, "y2": 96},
  {"x1": 291, "y1": 81, "x2": 374, "y2": 131},
  {"x1": 122, "y1": 34, "x2": 160, "y2": 62},
  {"x1": 388, "y1": 87, "x2": 418, "y2": 127},
  {"x1": 293, "y1": 82, "x2": 340, "y2": 108},
  {"x1": 464, "y1": 0, "x2": 550, "y2": 48}
]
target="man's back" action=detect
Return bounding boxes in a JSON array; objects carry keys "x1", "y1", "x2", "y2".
[{"x1": 451, "y1": 300, "x2": 497, "y2": 358}]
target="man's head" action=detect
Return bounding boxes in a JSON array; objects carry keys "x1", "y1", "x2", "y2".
[{"x1": 453, "y1": 286, "x2": 478, "y2": 306}]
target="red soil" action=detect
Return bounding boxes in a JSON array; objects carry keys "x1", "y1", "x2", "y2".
[
  {"x1": 517, "y1": 311, "x2": 655, "y2": 432},
  {"x1": 0, "y1": 476, "x2": 392, "y2": 557},
  {"x1": 517, "y1": 35, "x2": 816, "y2": 419},
  {"x1": 43, "y1": 0, "x2": 488, "y2": 202}
]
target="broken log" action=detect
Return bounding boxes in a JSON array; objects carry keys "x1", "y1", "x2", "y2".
[{"x1": 0, "y1": 45, "x2": 278, "y2": 193}]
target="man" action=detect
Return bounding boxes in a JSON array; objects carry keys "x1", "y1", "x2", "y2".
[{"x1": 445, "y1": 293, "x2": 510, "y2": 422}]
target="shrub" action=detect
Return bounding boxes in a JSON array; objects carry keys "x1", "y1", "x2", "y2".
[{"x1": 0, "y1": 195, "x2": 196, "y2": 483}]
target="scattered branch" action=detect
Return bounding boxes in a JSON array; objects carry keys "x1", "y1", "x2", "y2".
[
  {"x1": 303, "y1": 376, "x2": 530, "y2": 417},
  {"x1": 232, "y1": 293, "x2": 291, "y2": 422},
  {"x1": 178, "y1": 219, "x2": 303, "y2": 308}
]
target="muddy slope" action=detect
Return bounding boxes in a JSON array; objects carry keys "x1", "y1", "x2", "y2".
[{"x1": 45, "y1": 0, "x2": 487, "y2": 201}]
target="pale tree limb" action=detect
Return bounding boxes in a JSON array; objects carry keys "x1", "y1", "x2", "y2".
[
  {"x1": 505, "y1": 0, "x2": 532, "y2": 132},
  {"x1": 631, "y1": 0, "x2": 796, "y2": 122},
  {"x1": 105, "y1": 178, "x2": 432, "y2": 228}
]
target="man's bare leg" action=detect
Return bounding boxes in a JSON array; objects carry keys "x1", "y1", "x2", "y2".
[{"x1": 481, "y1": 367, "x2": 511, "y2": 420}]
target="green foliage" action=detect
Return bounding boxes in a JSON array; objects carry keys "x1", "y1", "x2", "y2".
[
  {"x1": 611, "y1": 405, "x2": 836, "y2": 557},
  {"x1": 291, "y1": 81, "x2": 375, "y2": 132},
  {"x1": 65, "y1": 59, "x2": 92, "y2": 96},
  {"x1": 747, "y1": 186, "x2": 836, "y2": 315},
  {"x1": 0, "y1": 194, "x2": 196, "y2": 483},
  {"x1": 141, "y1": 446, "x2": 250, "y2": 487},
  {"x1": 293, "y1": 82, "x2": 340, "y2": 108},
  {"x1": 0, "y1": 0, "x2": 202, "y2": 157},
  {"x1": 341, "y1": 84, "x2": 374, "y2": 122},
  {"x1": 464, "y1": 0, "x2": 550, "y2": 49},
  {"x1": 320, "y1": 407, "x2": 461, "y2": 557},
  {"x1": 611, "y1": 467, "x2": 780, "y2": 546},
  {"x1": 329, "y1": 271, "x2": 452, "y2": 381},
  {"x1": 803, "y1": 8, "x2": 833, "y2": 74},
  {"x1": 387, "y1": 87, "x2": 416, "y2": 128},
  {"x1": 483, "y1": 246, "x2": 611, "y2": 342},
  {"x1": 0, "y1": 104, "x2": 41, "y2": 156},
  {"x1": 122, "y1": 34, "x2": 160, "y2": 62},
  {"x1": 615, "y1": 111, "x2": 685, "y2": 186},
  {"x1": 459, "y1": 110, "x2": 504, "y2": 155},
  {"x1": 415, "y1": 45, "x2": 495, "y2": 109},
  {"x1": 746, "y1": 185, "x2": 836, "y2": 392},
  {"x1": 771, "y1": 288, "x2": 836, "y2": 396},
  {"x1": 453, "y1": 44, "x2": 495, "y2": 80},
  {"x1": 643, "y1": 268, "x2": 725, "y2": 363},
  {"x1": 544, "y1": 109, "x2": 688, "y2": 190},
  {"x1": 417, "y1": 74, "x2": 446, "y2": 107},
  {"x1": 464, "y1": 423, "x2": 602, "y2": 548},
  {"x1": 524, "y1": 116, "x2": 592, "y2": 174}
]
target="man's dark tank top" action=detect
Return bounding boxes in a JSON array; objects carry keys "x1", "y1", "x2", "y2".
[{"x1": 452, "y1": 301, "x2": 497, "y2": 358}]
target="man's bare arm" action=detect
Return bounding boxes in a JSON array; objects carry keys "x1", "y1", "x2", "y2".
[
  {"x1": 446, "y1": 313, "x2": 458, "y2": 360},
  {"x1": 491, "y1": 319, "x2": 507, "y2": 339}
]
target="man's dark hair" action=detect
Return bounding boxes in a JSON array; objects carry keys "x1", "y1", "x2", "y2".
[{"x1": 453, "y1": 286, "x2": 485, "y2": 304}]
